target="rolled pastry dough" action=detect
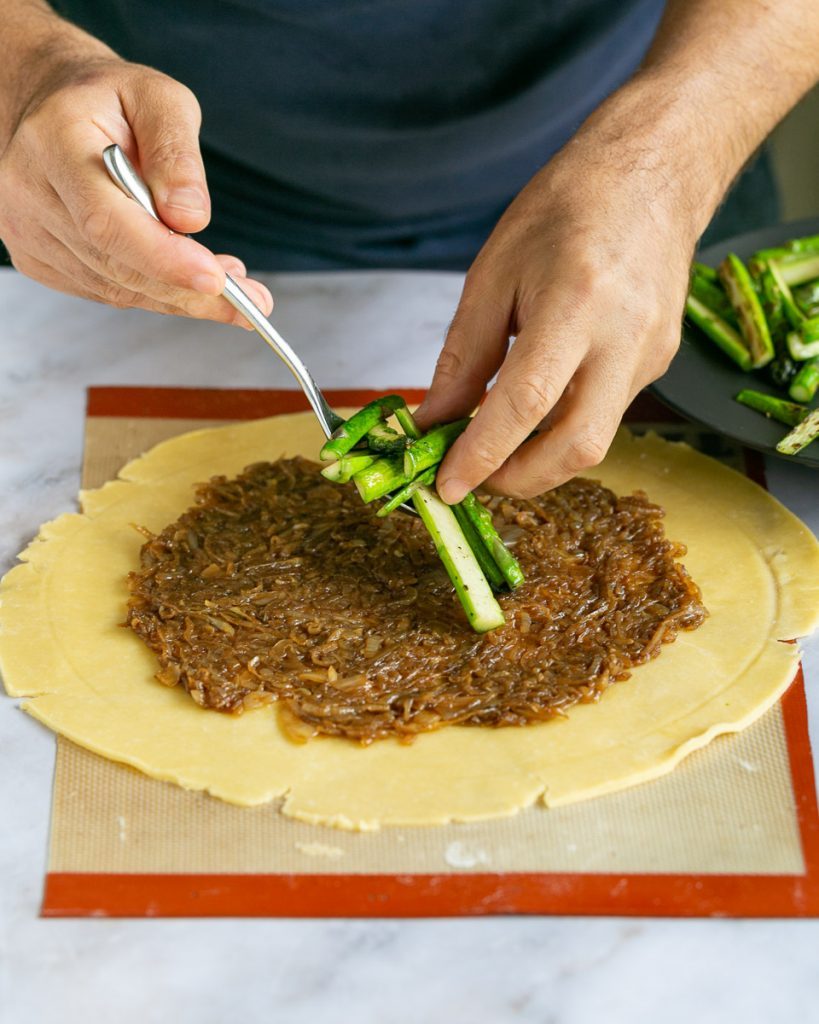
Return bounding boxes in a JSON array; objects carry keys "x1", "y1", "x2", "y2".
[{"x1": 1, "y1": 414, "x2": 817, "y2": 829}]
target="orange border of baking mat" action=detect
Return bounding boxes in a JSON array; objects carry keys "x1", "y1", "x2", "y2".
[{"x1": 40, "y1": 386, "x2": 819, "y2": 918}]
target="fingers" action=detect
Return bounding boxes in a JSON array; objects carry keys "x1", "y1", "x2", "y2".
[
  {"x1": 434, "y1": 316, "x2": 586, "y2": 504},
  {"x1": 215, "y1": 254, "x2": 246, "y2": 279},
  {"x1": 124, "y1": 75, "x2": 211, "y2": 234},
  {"x1": 52, "y1": 154, "x2": 225, "y2": 296},
  {"x1": 42, "y1": 188, "x2": 274, "y2": 323},
  {"x1": 44, "y1": 136, "x2": 273, "y2": 321},
  {"x1": 12, "y1": 249, "x2": 193, "y2": 318},
  {"x1": 214, "y1": 255, "x2": 277, "y2": 328},
  {"x1": 479, "y1": 357, "x2": 635, "y2": 499},
  {"x1": 414, "y1": 270, "x2": 512, "y2": 429},
  {"x1": 13, "y1": 228, "x2": 273, "y2": 326}
]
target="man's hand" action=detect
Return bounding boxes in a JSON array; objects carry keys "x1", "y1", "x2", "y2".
[
  {"x1": 418, "y1": 0, "x2": 819, "y2": 502},
  {"x1": 415, "y1": 131, "x2": 693, "y2": 502},
  {"x1": 0, "y1": 6, "x2": 272, "y2": 324}
]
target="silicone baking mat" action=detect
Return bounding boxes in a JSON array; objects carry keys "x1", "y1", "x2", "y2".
[{"x1": 40, "y1": 387, "x2": 819, "y2": 918}]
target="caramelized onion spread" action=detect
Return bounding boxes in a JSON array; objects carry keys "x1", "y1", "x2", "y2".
[{"x1": 126, "y1": 457, "x2": 707, "y2": 743}]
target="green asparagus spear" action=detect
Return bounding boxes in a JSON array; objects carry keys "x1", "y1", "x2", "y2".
[
  {"x1": 451, "y1": 503, "x2": 507, "y2": 591},
  {"x1": 376, "y1": 467, "x2": 437, "y2": 516},
  {"x1": 692, "y1": 261, "x2": 719, "y2": 283},
  {"x1": 718, "y1": 254, "x2": 774, "y2": 368},
  {"x1": 778, "y1": 254, "x2": 819, "y2": 288},
  {"x1": 321, "y1": 397, "x2": 505, "y2": 632},
  {"x1": 320, "y1": 395, "x2": 406, "y2": 461},
  {"x1": 394, "y1": 405, "x2": 422, "y2": 440},
  {"x1": 776, "y1": 409, "x2": 819, "y2": 456},
  {"x1": 786, "y1": 331, "x2": 819, "y2": 362},
  {"x1": 753, "y1": 234, "x2": 819, "y2": 264},
  {"x1": 793, "y1": 279, "x2": 819, "y2": 318},
  {"x1": 459, "y1": 493, "x2": 525, "y2": 590},
  {"x1": 758, "y1": 263, "x2": 789, "y2": 340},
  {"x1": 735, "y1": 389, "x2": 808, "y2": 427},
  {"x1": 352, "y1": 455, "x2": 411, "y2": 503},
  {"x1": 784, "y1": 233, "x2": 819, "y2": 253},
  {"x1": 412, "y1": 485, "x2": 505, "y2": 633},
  {"x1": 365, "y1": 422, "x2": 409, "y2": 455},
  {"x1": 801, "y1": 317, "x2": 819, "y2": 344},
  {"x1": 689, "y1": 268, "x2": 737, "y2": 326},
  {"x1": 766, "y1": 260, "x2": 806, "y2": 331},
  {"x1": 747, "y1": 256, "x2": 768, "y2": 282},
  {"x1": 684, "y1": 295, "x2": 752, "y2": 371},
  {"x1": 388, "y1": 406, "x2": 512, "y2": 590},
  {"x1": 789, "y1": 357, "x2": 819, "y2": 404},
  {"x1": 320, "y1": 453, "x2": 378, "y2": 483},
  {"x1": 404, "y1": 419, "x2": 470, "y2": 478}
]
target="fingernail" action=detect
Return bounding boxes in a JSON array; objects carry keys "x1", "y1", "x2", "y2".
[
  {"x1": 166, "y1": 187, "x2": 207, "y2": 213},
  {"x1": 438, "y1": 478, "x2": 467, "y2": 505},
  {"x1": 191, "y1": 272, "x2": 222, "y2": 295}
]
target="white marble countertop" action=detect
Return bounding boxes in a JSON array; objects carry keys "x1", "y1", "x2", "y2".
[{"x1": 1, "y1": 267, "x2": 818, "y2": 1024}]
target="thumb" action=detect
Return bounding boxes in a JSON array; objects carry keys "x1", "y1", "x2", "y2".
[{"x1": 128, "y1": 74, "x2": 211, "y2": 234}]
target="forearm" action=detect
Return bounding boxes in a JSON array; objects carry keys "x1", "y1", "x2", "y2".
[
  {"x1": 569, "y1": 0, "x2": 819, "y2": 242},
  {"x1": 0, "y1": 1, "x2": 116, "y2": 148}
]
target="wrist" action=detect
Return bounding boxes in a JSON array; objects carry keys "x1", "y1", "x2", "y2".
[
  {"x1": 0, "y1": 3, "x2": 119, "y2": 150},
  {"x1": 567, "y1": 70, "x2": 745, "y2": 246}
]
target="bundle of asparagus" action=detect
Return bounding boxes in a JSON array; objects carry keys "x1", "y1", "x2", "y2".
[
  {"x1": 685, "y1": 231, "x2": 819, "y2": 455},
  {"x1": 319, "y1": 396, "x2": 524, "y2": 633}
]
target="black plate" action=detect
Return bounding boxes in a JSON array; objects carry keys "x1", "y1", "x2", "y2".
[{"x1": 652, "y1": 216, "x2": 819, "y2": 468}]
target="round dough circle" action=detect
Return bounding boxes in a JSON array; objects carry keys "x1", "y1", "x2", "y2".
[{"x1": 1, "y1": 414, "x2": 818, "y2": 829}]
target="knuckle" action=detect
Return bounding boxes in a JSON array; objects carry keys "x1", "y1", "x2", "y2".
[
  {"x1": 651, "y1": 330, "x2": 680, "y2": 377},
  {"x1": 460, "y1": 266, "x2": 495, "y2": 309},
  {"x1": 569, "y1": 258, "x2": 600, "y2": 301},
  {"x1": 563, "y1": 254, "x2": 610, "y2": 307},
  {"x1": 561, "y1": 433, "x2": 608, "y2": 474},
  {"x1": 175, "y1": 293, "x2": 231, "y2": 323},
  {"x1": 98, "y1": 278, "x2": 135, "y2": 309},
  {"x1": 502, "y1": 374, "x2": 558, "y2": 427},
  {"x1": 111, "y1": 262, "x2": 148, "y2": 293},
  {"x1": 145, "y1": 133, "x2": 190, "y2": 166},
  {"x1": 139, "y1": 73, "x2": 202, "y2": 134},
  {"x1": 80, "y1": 206, "x2": 120, "y2": 252},
  {"x1": 159, "y1": 75, "x2": 200, "y2": 113},
  {"x1": 468, "y1": 442, "x2": 503, "y2": 474},
  {"x1": 432, "y1": 345, "x2": 466, "y2": 384}
]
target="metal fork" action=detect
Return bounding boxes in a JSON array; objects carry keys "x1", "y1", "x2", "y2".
[
  {"x1": 102, "y1": 144, "x2": 344, "y2": 438},
  {"x1": 103, "y1": 144, "x2": 416, "y2": 514}
]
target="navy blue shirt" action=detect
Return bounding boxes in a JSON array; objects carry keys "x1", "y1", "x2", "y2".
[{"x1": 60, "y1": 0, "x2": 766, "y2": 271}]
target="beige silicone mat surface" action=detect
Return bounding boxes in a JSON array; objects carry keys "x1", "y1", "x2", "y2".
[{"x1": 46, "y1": 413, "x2": 804, "y2": 878}]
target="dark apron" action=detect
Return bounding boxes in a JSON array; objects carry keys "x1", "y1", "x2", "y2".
[{"x1": 37, "y1": 2, "x2": 779, "y2": 268}]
